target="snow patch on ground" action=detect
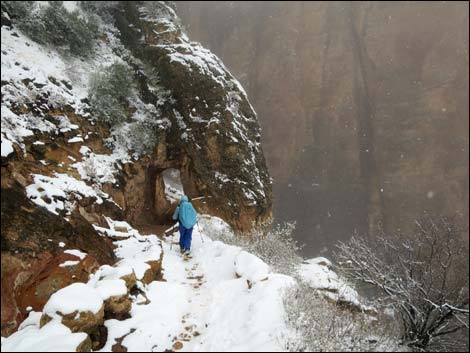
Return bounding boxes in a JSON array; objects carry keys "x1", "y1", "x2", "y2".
[
  {"x1": 59, "y1": 260, "x2": 80, "y2": 268},
  {"x1": 95, "y1": 218, "x2": 162, "y2": 281},
  {"x1": 63, "y1": 249, "x2": 87, "y2": 260},
  {"x1": 1, "y1": 319, "x2": 88, "y2": 352},
  {"x1": 92, "y1": 218, "x2": 140, "y2": 241},
  {"x1": 235, "y1": 250, "x2": 270, "y2": 284},
  {"x1": 67, "y1": 136, "x2": 83, "y2": 144},
  {"x1": 100, "y1": 216, "x2": 294, "y2": 352}
]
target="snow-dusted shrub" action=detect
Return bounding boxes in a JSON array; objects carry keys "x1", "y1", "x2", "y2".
[
  {"x1": 90, "y1": 63, "x2": 170, "y2": 156},
  {"x1": 109, "y1": 120, "x2": 157, "y2": 155},
  {"x1": 140, "y1": 1, "x2": 179, "y2": 23},
  {"x1": 210, "y1": 222, "x2": 303, "y2": 276},
  {"x1": 2, "y1": 1, "x2": 30, "y2": 20},
  {"x1": 80, "y1": 1, "x2": 120, "y2": 18},
  {"x1": 89, "y1": 62, "x2": 135, "y2": 126},
  {"x1": 283, "y1": 281, "x2": 401, "y2": 352},
  {"x1": 4, "y1": 1, "x2": 98, "y2": 57},
  {"x1": 245, "y1": 222, "x2": 304, "y2": 276},
  {"x1": 336, "y1": 216, "x2": 469, "y2": 352}
]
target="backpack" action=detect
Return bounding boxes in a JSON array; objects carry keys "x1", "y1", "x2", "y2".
[{"x1": 179, "y1": 200, "x2": 197, "y2": 229}]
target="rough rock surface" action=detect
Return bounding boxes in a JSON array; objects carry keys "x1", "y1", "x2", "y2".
[
  {"x1": 112, "y1": 2, "x2": 273, "y2": 231},
  {"x1": 103, "y1": 295, "x2": 132, "y2": 320},
  {"x1": 141, "y1": 259, "x2": 163, "y2": 285},
  {"x1": 40, "y1": 307, "x2": 105, "y2": 334},
  {"x1": 0, "y1": 179, "x2": 115, "y2": 336}
]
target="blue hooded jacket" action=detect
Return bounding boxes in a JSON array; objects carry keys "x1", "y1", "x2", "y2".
[{"x1": 172, "y1": 195, "x2": 197, "y2": 229}]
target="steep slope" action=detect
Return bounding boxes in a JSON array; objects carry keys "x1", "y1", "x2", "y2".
[{"x1": 1, "y1": 1, "x2": 271, "y2": 337}]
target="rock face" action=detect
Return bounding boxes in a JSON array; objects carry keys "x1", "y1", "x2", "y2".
[
  {"x1": 0, "y1": 178, "x2": 115, "y2": 336},
  {"x1": 178, "y1": 1, "x2": 469, "y2": 251},
  {"x1": 109, "y1": 2, "x2": 272, "y2": 231}
]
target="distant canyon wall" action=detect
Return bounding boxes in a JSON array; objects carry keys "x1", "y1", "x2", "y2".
[{"x1": 178, "y1": 1, "x2": 469, "y2": 252}]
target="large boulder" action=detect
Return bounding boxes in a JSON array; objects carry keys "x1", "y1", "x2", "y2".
[{"x1": 298, "y1": 257, "x2": 376, "y2": 315}]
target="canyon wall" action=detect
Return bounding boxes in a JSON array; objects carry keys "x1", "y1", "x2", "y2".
[{"x1": 178, "y1": 1, "x2": 469, "y2": 254}]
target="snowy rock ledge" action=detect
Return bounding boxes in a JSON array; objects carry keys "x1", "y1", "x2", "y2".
[
  {"x1": 40, "y1": 283, "x2": 105, "y2": 334},
  {"x1": 298, "y1": 258, "x2": 375, "y2": 314},
  {"x1": 235, "y1": 250, "x2": 270, "y2": 286}
]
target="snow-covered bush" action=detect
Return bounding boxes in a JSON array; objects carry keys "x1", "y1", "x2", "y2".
[
  {"x1": 283, "y1": 281, "x2": 401, "y2": 352},
  {"x1": 139, "y1": 1, "x2": 179, "y2": 23},
  {"x1": 89, "y1": 63, "x2": 170, "y2": 156},
  {"x1": 245, "y1": 222, "x2": 304, "y2": 276},
  {"x1": 79, "y1": 1, "x2": 120, "y2": 18},
  {"x1": 3, "y1": 1, "x2": 98, "y2": 57},
  {"x1": 109, "y1": 120, "x2": 157, "y2": 155},
  {"x1": 89, "y1": 62, "x2": 134, "y2": 126},
  {"x1": 209, "y1": 221, "x2": 303, "y2": 276},
  {"x1": 2, "y1": 1, "x2": 30, "y2": 20}
]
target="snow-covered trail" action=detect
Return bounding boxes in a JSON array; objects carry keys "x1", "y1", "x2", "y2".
[
  {"x1": 100, "y1": 220, "x2": 294, "y2": 352},
  {"x1": 157, "y1": 235, "x2": 213, "y2": 351},
  {"x1": 1, "y1": 217, "x2": 293, "y2": 352},
  {"x1": 99, "y1": 231, "x2": 207, "y2": 352}
]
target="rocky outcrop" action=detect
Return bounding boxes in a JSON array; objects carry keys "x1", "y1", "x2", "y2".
[
  {"x1": 103, "y1": 294, "x2": 132, "y2": 320},
  {"x1": 111, "y1": 2, "x2": 272, "y2": 231},
  {"x1": 298, "y1": 258, "x2": 376, "y2": 315},
  {"x1": 0, "y1": 178, "x2": 115, "y2": 336},
  {"x1": 142, "y1": 259, "x2": 163, "y2": 284},
  {"x1": 178, "y1": 1, "x2": 469, "y2": 250}
]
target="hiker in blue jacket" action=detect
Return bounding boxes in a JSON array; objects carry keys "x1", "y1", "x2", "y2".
[{"x1": 172, "y1": 195, "x2": 198, "y2": 255}]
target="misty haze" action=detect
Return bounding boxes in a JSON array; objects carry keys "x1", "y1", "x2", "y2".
[
  {"x1": 178, "y1": 1, "x2": 469, "y2": 257},
  {"x1": 1, "y1": 1, "x2": 468, "y2": 352}
]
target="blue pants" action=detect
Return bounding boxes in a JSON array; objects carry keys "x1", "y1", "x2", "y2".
[{"x1": 179, "y1": 224, "x2": 193, "y2": 251}]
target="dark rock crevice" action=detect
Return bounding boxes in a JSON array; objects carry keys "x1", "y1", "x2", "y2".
[{"x1": 347, "y1": 2, "x2": 386, "y2": 237}]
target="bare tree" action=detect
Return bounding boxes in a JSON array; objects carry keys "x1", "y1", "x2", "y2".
[{"x1": 336, "y1": 216, "x2": 469, "y2": 351}]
